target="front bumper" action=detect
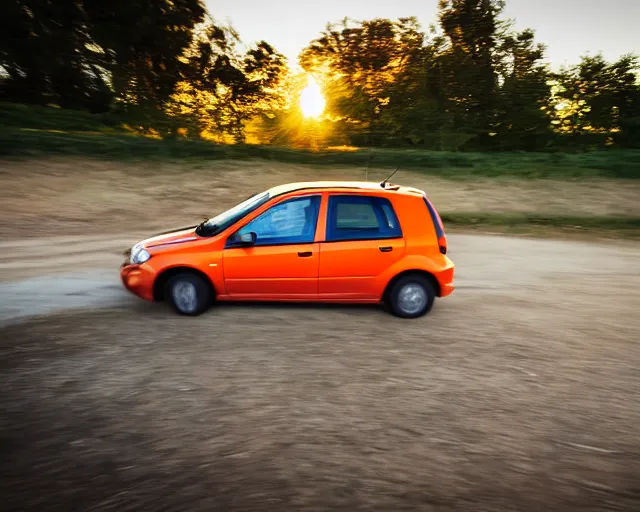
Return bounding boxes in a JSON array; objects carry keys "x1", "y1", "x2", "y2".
[{"x1": 120, "y1": 264, "x2": 155, "y2": 302}]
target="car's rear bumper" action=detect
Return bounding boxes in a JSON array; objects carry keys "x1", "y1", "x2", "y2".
[
  {"x1": 439, "y1": 281, "x2": 455, "y2": 297},
  {"x1": 120, "y1": 264, "x2": 155, "y2": 301},
  {"x1": 435, "y1": 257, "x2": 455, "y2": 297}
]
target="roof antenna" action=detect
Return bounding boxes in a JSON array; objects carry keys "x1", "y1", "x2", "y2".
[{"x1": 380, "y1": 167, "x2": 399, "y2": 188}]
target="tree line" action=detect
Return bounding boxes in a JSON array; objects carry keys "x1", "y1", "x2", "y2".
[
  {"x1": 0, "y1": 0, "x2": 286, "y2": 141},
  {"x1": 1, "y1": 0, "x2": 638, "y2": 151}
]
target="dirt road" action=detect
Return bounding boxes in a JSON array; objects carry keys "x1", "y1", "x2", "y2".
[
  {"x1": 1, "y1": 232, "x2": 637, "y2": 322},
  {"x1": 2, "y1": 232, "x2": 640, "y2": 511}
]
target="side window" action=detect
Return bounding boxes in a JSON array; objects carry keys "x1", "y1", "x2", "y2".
[
  {"x1": 233, "y1": 195, "x2": 321, "y2": 246},
  {"x1": 326, "y1": 195, "x2": 402, "y2": 242}
]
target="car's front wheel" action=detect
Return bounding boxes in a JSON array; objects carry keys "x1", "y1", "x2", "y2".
[
  {"x1": 165, "y1": 272, "x2": 212, "y2": 316},
  {"x1": 387, "y1": 274, "x2": 435, "y2": 319}
]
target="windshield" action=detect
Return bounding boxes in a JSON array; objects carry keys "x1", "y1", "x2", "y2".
[{"x1": 196, "y1": 191, "x2": 270, "y2": 237}]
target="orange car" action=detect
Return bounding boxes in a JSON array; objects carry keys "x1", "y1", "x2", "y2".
[{"x1": 121, "y1": 180, "x2": 454, "y2": 318}]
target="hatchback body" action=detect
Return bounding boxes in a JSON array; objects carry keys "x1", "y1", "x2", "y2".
[{"x1": 121, "y1": 181, "x2": 454, "y2": 318}]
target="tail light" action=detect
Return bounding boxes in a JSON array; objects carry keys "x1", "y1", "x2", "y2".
[{"x1": 438, "y1": 235, "x2": 448, "y2": 255}]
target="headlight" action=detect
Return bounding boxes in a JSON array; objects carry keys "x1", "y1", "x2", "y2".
[{"x1": 130, "y1": 244, "x2": 151, "y2": 264}]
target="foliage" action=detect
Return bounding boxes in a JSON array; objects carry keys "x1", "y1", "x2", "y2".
[
  {"x1": 165, "y1": 23, "x2": 287, "y2": 141},
  {"x1": 0, "y1": 0, "x2": 638, "y2": 151},
  {"x1": 436, "y1": 0, "x2": 503, "y2": 136},
  {"x1": 2, "y1": 112, "x2": 640, "y2": 179},
  {"x1": 0, "y1": 1, "x2": 288, "y2": 141},
  {"x1": 299, "y1": 0, "x2": 639, "y2": 151},
  {"x1": 550, "y1": 54, "x2": 640, "y2": 147},
  {"x1": 300, "y1": 17, "x2": 426, "y2": 145},
  {"x1": 0, "y1": 0, "x2": 113, "y2": 111},
  {"x1": 491, "y1": 29, "x2": 551, "y2": 150},
  {"x1": 299, "y1": 1, "x2": 549, "y2": 150},
  {"x1": 439, "y1": 213, "x2": 640, "y2": 238}
]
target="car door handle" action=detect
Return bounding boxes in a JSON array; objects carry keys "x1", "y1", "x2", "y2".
[
  {"x1": 298, "y1": 251, "x2": 313, "y2": 258},
  {"x1": 379, "y1": 246, "x2": 393, "y2": 252}
]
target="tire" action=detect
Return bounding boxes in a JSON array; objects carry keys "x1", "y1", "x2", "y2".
[
  {"x1": 165, "y1": 272, "x2": 212, "y2": 316},
  {"x1": 386, "y1": 274, "x2": 435, "y2": 319}
]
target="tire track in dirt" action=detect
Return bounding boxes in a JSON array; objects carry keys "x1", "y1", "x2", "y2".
[
  {"x1": 1, "y1": 233, "x2": 639, "y2": 326},
  {"x1": 1, "y1": 232, "x2": 640, "y2": 511}
]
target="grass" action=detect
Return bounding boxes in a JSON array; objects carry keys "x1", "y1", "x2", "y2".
[
  {"x1": 2, "y1": 101, "x2": 640, "y2": 240},
  {"x1": 0, "y1": 102, "x2": 120, "y2": 132},
  {"x1": 441, "y1": 213, "x2": 640, "y2": 239},
  {"x1": 1, "y1": 102, "x2": 640, "y2": 179},
  {"x1": 2, "y1": 129, "x2": 640, "y2": 179}
]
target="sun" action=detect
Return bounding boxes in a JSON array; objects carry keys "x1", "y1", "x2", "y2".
[{"x1": 299, "y1": 74, "x2": 325, "y2": 118}]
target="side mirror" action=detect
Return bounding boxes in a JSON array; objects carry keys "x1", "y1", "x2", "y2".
[{"x1": 235, "y1": 231, "x2": 257, "y2": 246}]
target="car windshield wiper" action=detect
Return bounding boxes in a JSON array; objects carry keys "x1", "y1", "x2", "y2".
[
  {"x1": 196, "y1": 219, "x2": 210, "y2": 235},
  {"x1": 196, "y1": 220, "x2": 219, "y2": 237}
]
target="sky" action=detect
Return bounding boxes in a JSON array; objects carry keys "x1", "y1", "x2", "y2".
[{"x1": 206, "y1": 0, "x2": 639, "y2": 70}]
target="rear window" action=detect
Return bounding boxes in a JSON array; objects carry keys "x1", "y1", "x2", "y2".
[
  {"x1": 327, "y1": 195, "x2": 402, "y2": 241},
  {"x1": 336, "y1": 202, "x2": 379, "y2": 229},
  {"x1": 423, "y1": 196, "x2": 445, "y2": 239}
]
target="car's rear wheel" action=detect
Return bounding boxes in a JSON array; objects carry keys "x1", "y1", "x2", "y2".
[
  {"x1": 387, "y1": 274, "x2": 435, "y2": 319},
  {"x1": 165, "y1": 272, "x2": 212, "y2": 316}
]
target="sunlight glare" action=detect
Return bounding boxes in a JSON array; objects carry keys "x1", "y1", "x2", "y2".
[{"x1": 299, "y1": 74, "x2": 325, "y2": 118}]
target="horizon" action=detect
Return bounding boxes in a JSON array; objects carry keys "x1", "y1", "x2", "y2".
[{"x1": 206, "y1": 0, "x2": 639, "y2": 70}]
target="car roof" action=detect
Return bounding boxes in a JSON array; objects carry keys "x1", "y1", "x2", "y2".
[{"x1": 268, "y1": 180, "x2": 425, "y2": 197}]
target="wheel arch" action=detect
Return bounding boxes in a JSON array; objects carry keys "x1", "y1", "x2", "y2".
[
  {"x1": 153, "y1": 266, "x2": 216, "y2": 302},
  {"x1": 382, "y1": 269, "x2": 441, "y2": 302}
]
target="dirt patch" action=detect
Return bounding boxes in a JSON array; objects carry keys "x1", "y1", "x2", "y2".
[
  {"x1": 2, "y1": 158, "x2": 640, "y2": 510},
  {"x1": 2, "y1": 157, "x2": 640, "y2": 240},
  {"x1": 1, "y1": 234, "x2": 640, "y2": 511}
]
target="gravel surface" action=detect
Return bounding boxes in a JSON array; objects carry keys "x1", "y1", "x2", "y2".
[{"x1": 2, "y1": 233, "x2": 640, "y2": 511}]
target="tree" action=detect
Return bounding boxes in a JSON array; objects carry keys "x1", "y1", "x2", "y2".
[
  {"x1": 0, "y1": 0, "x2": 112, "y2": 111},
  {"x1": 0, "y1": 0, "x2": 208, "y2": 115},
  {"x1": 493, "y1": 29, "x2": 552, "y2": 150},
  {"x1": 299, "y1": 6, "x2": 554, "y2": 151},
  {"x1": 436, "y1": 0, "x2": 504, "y2": 138},
  {"x1": 84, "y1": 0, "x2": 207, "y2": 113},
  {"x1": 166, "y1": 22, "x2": 287, "y2": 141},
  {"x1": 300, "y1": 17, "x2": 426, "y2": 146},
  {"x1": 551, "y1": 54, "x2": 640, "y2": 147}
]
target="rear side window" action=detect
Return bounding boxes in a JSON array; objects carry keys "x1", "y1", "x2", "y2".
[{"x1": 327, "y1": 195, "x2": 402, "y2": 242}]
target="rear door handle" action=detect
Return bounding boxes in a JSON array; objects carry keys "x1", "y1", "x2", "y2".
[
  {"x1": 298, "y1": 251, "x2": 313, "y2": 258},
  {"x1": 379, "y1": 246, "x2": 393, "y2": 252}
]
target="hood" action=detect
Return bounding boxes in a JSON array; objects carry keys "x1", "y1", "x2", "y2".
[{"x1": 139, "y1": 225, "x2": 199, "y2": 250}]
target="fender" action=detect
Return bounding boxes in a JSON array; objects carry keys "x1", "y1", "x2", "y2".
[
  {"x1": 374, "y1": 254, "x2": 455, "y2": 299},
  {"x1": 149, "y1": 255, "x2": 226, "y2": 298}
]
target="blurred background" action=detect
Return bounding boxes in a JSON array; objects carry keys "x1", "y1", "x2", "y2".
[
  {"x1": 1, "y1": 0, "x2": 639, "y2": 154},
  {"x1": 1, "y1": 1, "x2": 639, "y2": 511}
]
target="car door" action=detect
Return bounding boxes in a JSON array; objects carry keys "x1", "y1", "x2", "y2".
[
  {"x1": 223, "y1": 194, "x2": 322, "y2": 298},
  {"x1": 319, "y1": 194, "x2": 406, "y2": 299}
]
